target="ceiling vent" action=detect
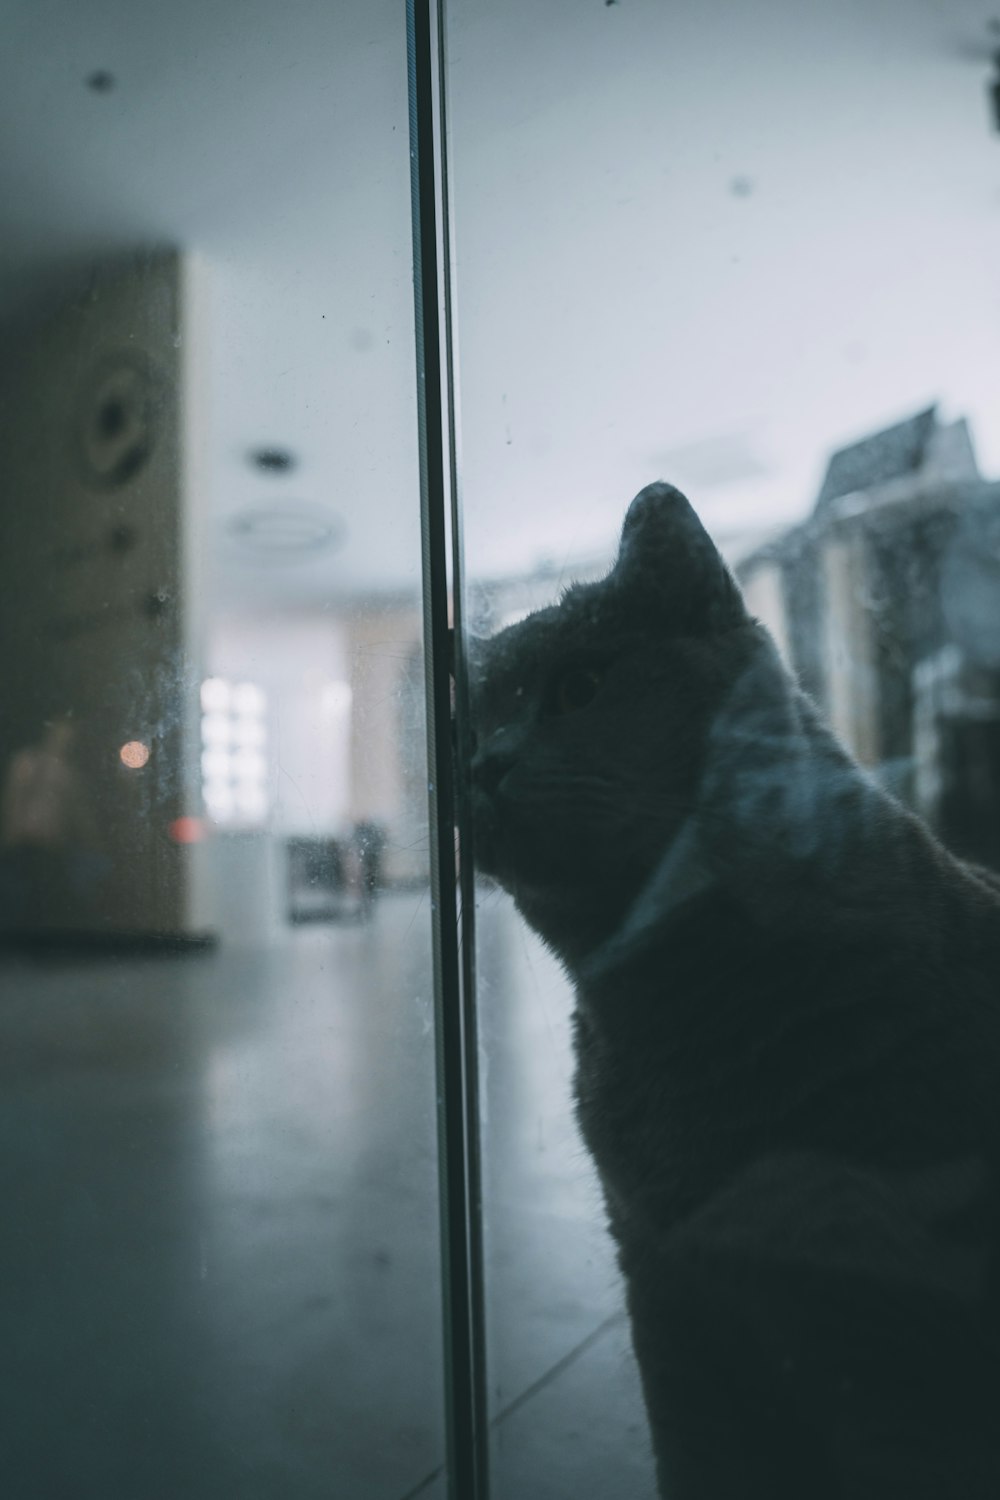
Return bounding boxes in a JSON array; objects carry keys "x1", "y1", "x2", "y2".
[{"x1": 226, "y1": 502, "x2": 343, "y2": 559}]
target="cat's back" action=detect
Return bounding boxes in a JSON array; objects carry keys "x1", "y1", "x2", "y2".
[{"x1": 572, "y1": 855, "x2": 1000, "y2": 1229}]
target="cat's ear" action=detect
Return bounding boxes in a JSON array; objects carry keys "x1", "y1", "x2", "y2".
[
  {"x1": 458, "y1": 631, "x2": 488, "y2": 674},
  {"x1": 454, "y1": 631, "x2": 492, "y2": 696},
  {"x1": 612, "y1": 481, "x2": 747, "y2": 632}
]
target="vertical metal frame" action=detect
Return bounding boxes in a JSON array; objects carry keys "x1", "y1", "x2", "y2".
[{"x1": 407, "y1": 2, "x2": 489, "y2": 1496}]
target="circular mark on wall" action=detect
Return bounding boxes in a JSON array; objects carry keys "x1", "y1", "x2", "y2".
[
  {"x1": 77, "y1": 353, "x2": 162, "y2": 489},
  {"x1": 226, "y1": 503, "x2": 344, "y2": 560}
]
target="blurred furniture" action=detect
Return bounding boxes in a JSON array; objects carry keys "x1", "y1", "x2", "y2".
[{"x1": 286, "y1": 836, "x2": 357, "y2": 924}]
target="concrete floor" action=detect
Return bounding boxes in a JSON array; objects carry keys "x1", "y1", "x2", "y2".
[{"x1": 0, "y1": 889, "x2": 656, "y2": 1499}]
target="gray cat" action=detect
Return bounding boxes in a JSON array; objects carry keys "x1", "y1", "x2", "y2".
[{"x1": 468, "y1": 483, "x2": 1000, "y2": 1499}]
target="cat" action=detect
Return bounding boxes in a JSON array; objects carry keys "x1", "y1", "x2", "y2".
[{"x1": 467, "y1": 482, "x2": 1000, "y2": 1499}]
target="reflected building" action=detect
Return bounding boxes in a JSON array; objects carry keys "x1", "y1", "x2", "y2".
[{"x1": 738, "y1": 406, "x2": 1000, "y2": 870}]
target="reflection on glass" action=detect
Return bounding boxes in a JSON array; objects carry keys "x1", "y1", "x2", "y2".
[
  {"x1": 450, "y1": 1, "x2": 1000, "y2": 1495},
  {"x1": 0, "y1": 7, "x2": 443, "y2": 1499}
]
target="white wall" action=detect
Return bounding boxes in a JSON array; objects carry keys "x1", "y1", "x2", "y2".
[{"x1": 209, "y1": 601, "x2": 428, "y2": 887}]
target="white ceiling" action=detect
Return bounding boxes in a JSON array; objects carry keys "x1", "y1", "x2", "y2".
[{"x1": 3, "y1": 0, "x2": 1000, "y2": 602}]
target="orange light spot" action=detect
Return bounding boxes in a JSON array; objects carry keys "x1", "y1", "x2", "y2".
[
  {"x1": 120, "y1": 740, "x2": 150, "y2": 769},
  {"x1": 169, "y1": 816, "x2": 205, "y2": 844}
]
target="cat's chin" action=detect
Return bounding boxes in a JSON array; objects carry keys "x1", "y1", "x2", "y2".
[
  {"x1": 506, "y1": 879, "x2": 634, "y2": 972},
  {"x1": 469, "y1": 789, "x2": 504, "y2": 879}
]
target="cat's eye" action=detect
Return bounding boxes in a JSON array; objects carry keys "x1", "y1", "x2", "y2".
[{"x1": 552, "y1": 667, "x2": 603, "y2": 715}]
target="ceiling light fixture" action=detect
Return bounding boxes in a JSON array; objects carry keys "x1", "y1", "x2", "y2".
[{"x1": 226, "y1": 502, "x2": 343, "y2": 558}]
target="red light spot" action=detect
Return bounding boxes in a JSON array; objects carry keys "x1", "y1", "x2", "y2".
[
  {"x1": 169, "y1": 816, "x2": 205, "y2": 844},
  {"x1": 120, "y1": 740, "x2": 150, "y2": 769}
]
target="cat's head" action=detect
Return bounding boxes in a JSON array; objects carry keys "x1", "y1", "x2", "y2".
[{"x1": 467, "y1": 482, "x2": 762, "y2": 964}]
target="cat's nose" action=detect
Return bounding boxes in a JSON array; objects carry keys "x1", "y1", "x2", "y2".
[
  {"x1": 470, "y1": 732, "x2": 514, "y2": 796},
  {"x1": 451, "y1": 719, "x2": 478, "y2": 760}
]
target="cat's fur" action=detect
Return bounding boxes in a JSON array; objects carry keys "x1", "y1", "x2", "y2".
[{"x1": 468, "y1": 483, "x2": 1000, "y2": 1499}]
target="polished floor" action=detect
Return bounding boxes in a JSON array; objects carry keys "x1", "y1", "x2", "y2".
[{"x1": 0, "y1": 889, "x2": 656, "y2": 1499}]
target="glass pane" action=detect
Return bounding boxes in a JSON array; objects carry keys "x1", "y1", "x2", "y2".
[
  {"x1": 449, "y1": 2, "x2": 1000, "y2": 1495},
  {"x1": 0, "y1": 7, "x2": 443, "y2": 1498}
]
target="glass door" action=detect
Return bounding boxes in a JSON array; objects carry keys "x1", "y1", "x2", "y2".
[
  {"x1": 0, "y1": 6, "x2": 445, "y2": 1498},
  {"x1": 444, "y1": 1, "x2": 1000, "y2": 1495}
]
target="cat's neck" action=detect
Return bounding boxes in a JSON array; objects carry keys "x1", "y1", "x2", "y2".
[
  {"x1": 509, "y1": 812, "x2": 715, "y2": 976},
  {"x1": 574, "y1": 815, "x2": 715, "y2": 984},
  {"x1": 520, "y1": 634, "x2": 1000, "y2": 985}
]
